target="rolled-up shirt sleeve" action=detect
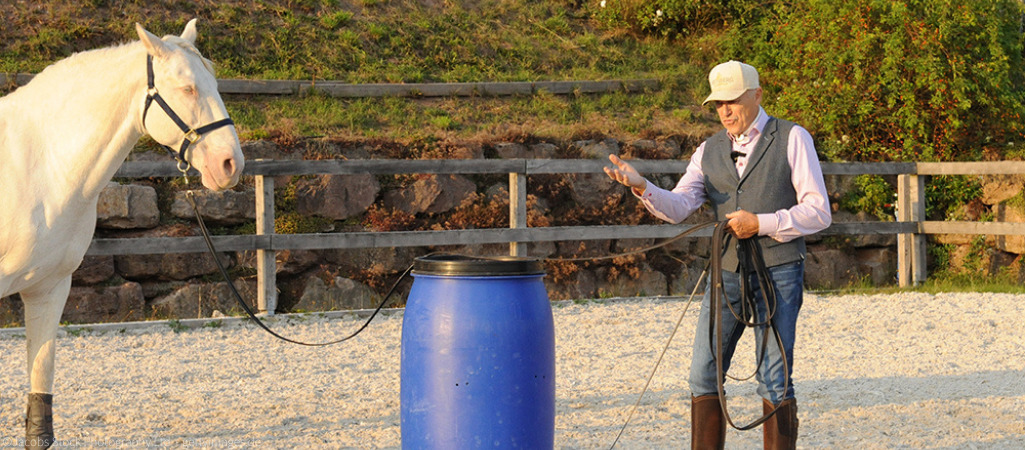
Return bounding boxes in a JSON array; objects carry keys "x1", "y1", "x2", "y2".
[
  {"x1": 634, "y1": 144, "x2": 709, "y2": 224},
  {"x1": 756, "y1": 125, "x2": 832, "y2": 242}
]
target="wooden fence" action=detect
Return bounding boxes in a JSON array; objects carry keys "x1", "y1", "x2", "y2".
[
  {"x1": 89, "y1": 159, "x2": 1025, "y2": 314},
  {"x1": 1, "y1": 74, "x2": 659, "y2": 98}
]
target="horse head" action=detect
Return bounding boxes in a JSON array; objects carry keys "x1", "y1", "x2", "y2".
[{"x1": 136, "y1": 19, "x2": 244, "y2": 191}]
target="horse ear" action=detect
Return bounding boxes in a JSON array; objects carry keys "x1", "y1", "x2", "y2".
[
  {"x1": 181, "y1": 19, "x2": 198, "y2": 44},
  {"x1": 136, "y1": 23, "x2": 170, "y2": 58}
]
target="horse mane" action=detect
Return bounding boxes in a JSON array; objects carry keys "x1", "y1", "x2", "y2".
[
  {"x1": 161, "y1": 34, "x2": 216, "y2": 76},
  {"x1": 28, "y1": 33, "x2": 216, "y2": 87},
  {"x1": 29, "y1": 42, "x2": 135, "y2": 82}
]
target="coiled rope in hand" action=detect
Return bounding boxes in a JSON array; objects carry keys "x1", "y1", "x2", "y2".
[
  {"x1": 708, "y1": 221, "x2": 790, "y2": 430},
  {"x1": 610, "y1": 220, "x2": 790, "y2": 447}
]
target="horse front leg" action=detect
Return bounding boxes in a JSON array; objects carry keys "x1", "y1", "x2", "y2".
[{"x1": 21, "y1": 276, "x2": 71, "y2": 450}]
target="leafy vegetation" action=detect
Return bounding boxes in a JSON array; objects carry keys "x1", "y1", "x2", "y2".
[
  {"x1": 920, "y1": 237, "x2": 1025, "y2": 292},
  {"x1": 839, "y1": 175, "x2": 896, "y2": 221},
  {"x1": 763, "y1": 1, "x2": 1025, "y2": 162},
  {"x1": 925, "y1": 175, "x2": 984, "y2": 220},
  {"x1": 4, "y1": 0, "x2": 1023, "y2": 163},
  {"x1": 594, "y1": 0, "x2": 1025, "y2": 162}
]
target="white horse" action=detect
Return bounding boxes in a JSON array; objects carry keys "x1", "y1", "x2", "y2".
[{"x1": 0, "y1": 20, "x2": 244, "y2": 448}]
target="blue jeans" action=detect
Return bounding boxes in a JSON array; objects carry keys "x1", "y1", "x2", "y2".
[{"x1": 688, "y1": 261, "x2": 804, "y2": 405}]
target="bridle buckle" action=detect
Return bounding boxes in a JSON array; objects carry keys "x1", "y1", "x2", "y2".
[{"x1": 183, "y1": 129, "x2": 199, "y2": 145}]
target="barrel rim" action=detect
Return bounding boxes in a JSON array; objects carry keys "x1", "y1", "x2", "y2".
[{"x1": 412, "y1": 253, "x2": 545, "y2": 276}]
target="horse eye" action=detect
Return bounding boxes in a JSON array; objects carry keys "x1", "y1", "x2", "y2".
[{"x1": 182, "y1": 86, "x2": 197, "y2": 96}]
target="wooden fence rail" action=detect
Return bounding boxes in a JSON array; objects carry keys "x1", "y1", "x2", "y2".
[
  {"x1": 2, "y1": 74, "x2": 659, "y2": 98},
  {"x1": 93, "y1": 159, "x2": 1025, "y2": 313}
]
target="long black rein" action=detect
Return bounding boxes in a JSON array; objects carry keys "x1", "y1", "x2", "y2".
[
  {"x1": 188, "y1": 198, "x2": 719, "y2": 347},
  {"x1": 189, "y1": 184, "x2": 788, "y2": 432},
  {"x1": 708, "y1": 221, "x2": 790, "y2": 430},
  {"x1": 145, "y1": 47, "x2": 790, "y2": 442},
  {"x1": 186, "y1": 191, "x2": 413, "y2": 346}
]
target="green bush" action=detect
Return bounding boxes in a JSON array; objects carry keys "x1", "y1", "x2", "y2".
[
  {"x1": 752, "y1": 0, "x2": 1025, "y2": 162},
  {"x1": 594, "y1": 0, "x2": 1025, "y2": 162},
  {"x1": 925, "y1": 175, "x2": 982, "y2": 220},
  {"x1": 839, "y1": 175, "x2": 895, "y2": 220},
  {"x1": 589, "y1": 0, "x2": 764, "y2": 37}
]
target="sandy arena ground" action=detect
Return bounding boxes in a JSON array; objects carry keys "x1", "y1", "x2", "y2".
[{"x1": 0, "y1": 291, "x2": 1023, "y2": 449}]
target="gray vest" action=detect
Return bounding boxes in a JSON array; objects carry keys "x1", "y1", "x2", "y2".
[{"x1": 701, "y1": 117, "x2": 806, "y2": 271}]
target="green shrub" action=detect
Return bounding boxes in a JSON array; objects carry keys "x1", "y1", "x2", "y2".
[
  {"x1": 839, "y1": 175, "x2": 895, "y2": 220},
  {"x1": 928, "y1": 242, "x2": 954, "y2": 274},
  {"x1": 589, "y1": 0, "x2": 1025, "y2": 162},
  {"x1": 590, "y1": 0, "x2": 764, "y2": 37},
  {"x1": 838, "y1": 173, "x2": 985, "y2": 223},
  {"x1": 752, "y1": 0, "x2": 1025, "y2": 162},
  {"x1": 925, "y1": 175, "x2": 982, "y2": 220}
]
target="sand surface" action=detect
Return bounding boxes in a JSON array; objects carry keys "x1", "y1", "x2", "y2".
[{"x1": 1, "y1": 291, "x2": 1023, "y2": 449}]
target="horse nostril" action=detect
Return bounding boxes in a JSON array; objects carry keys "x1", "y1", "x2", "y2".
[{"x1": 223, "y1": 158, "x2": 236, "y2": 176}]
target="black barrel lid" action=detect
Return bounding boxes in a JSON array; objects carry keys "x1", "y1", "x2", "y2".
[{"x1": 412, "y1": 254, "x2": 545, "y2": 276}]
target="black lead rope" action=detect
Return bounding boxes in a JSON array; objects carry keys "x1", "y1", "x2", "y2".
[
  {"x1": 547, "y1": 221, "x2": 718, "y2": 262},
  {"x1": 189, "y1": 181, "x2": 721, "y2": 348},
  {"x1": 189, "y1": 191, "x2": 782, "y2": 439},
  {"x1": 708, "y1": 221, "x2": 790, "y2": 431},
  {"x1": 187, "y1": 188, "x2": 725, "y2": 438},
  {"x1": 187, "y1": 191, "x2": 412, "y2": 346}
]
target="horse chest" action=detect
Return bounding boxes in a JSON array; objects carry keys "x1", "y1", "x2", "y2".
[{"x1": 1, "y1": 200, "x2": 97, "y2": 295}]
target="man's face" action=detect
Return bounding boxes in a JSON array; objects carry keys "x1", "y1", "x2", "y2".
[{"x1": 714, "y1": 88, "x2": 762, "y2": 137}]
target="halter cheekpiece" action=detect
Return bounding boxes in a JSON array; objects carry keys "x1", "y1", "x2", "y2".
[{"x1": 143, "y1": 54, "x2": 234, "y2": 171}]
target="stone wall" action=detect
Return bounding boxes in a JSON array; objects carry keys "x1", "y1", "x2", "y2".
[{"x1": 2, "y1": 139, "x2": 1023, "y2": 325}]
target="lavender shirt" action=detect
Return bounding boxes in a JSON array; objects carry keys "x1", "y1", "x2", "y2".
[{"x1": 635, "y1": 108, "x2": 832, "y2": 243}]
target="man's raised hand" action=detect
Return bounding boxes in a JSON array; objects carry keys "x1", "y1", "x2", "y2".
[{"x1": 604, "y1": 154, "x2": 647, "y2": 192}]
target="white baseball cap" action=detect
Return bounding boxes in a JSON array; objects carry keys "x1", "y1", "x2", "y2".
[{"x1": 702, "y1": 60, "x2": 760, "y2": 105}]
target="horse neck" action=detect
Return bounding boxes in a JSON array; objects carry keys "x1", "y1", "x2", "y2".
[{"x1": 27, "y1": 43, "x2": 148, "y2": 200}]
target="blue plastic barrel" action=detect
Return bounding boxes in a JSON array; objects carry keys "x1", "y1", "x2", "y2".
[{"x1": 401, "y1": 254, "x2": 555, "y2": 449}]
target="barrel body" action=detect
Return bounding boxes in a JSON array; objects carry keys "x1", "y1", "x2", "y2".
[{"x1": 400, "y1": 255, "x2": 554, "y2": 449}]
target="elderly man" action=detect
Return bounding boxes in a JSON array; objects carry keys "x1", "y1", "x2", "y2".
[{"x1": 604, "y1": 60, "x2": 831, "y2": 449}]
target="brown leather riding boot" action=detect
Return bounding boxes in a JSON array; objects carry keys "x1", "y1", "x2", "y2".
[
  {"x1": 691, "y1": 394, "x2": 726, "y2": 450},
  {"x1": 762, "y1": 397, "x2": 798, "y2": 450}
]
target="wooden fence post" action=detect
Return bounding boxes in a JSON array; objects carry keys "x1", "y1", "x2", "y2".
[
  {"x1": 897, "y1": 173, "x2": 927, "y2": 286},
  {"x1": 509, "y1": 171, "x2": 527, "y2": 256},
  {"x1": 256, "y1": 166, "x2": 277, "y2": 314}
]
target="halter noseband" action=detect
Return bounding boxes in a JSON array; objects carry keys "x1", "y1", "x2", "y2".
[{"x1": 143, "y1": 54, "x2": 234, "y2": 171}]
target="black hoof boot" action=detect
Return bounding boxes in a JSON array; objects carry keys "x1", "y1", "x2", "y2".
[{"x1": 25, "y1": 393, "x2": 54, "y2": 450}]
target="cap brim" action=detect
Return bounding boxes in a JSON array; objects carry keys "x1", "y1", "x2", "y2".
[{"x1": 702, "y1": 89, "x2": 747, "y2": 105}]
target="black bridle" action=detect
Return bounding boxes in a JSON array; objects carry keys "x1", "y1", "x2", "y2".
[{"x1": 143, "y1": 54, "x2": 234, "y2": 171}]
